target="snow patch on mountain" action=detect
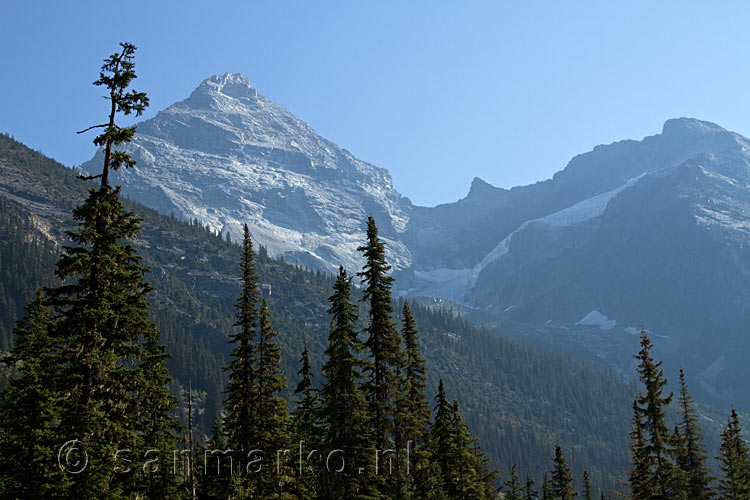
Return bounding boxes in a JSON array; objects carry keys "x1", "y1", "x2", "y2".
[
  {"x1": 461, "y1": 173, "x2": 647, "y2": 295},
  {"x1": 576, "y1": 310, "x2": 617, "y2": 330}
]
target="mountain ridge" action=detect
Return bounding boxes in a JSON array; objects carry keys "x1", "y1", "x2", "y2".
[{"x1": 75, "y1": 74, "x2": 750, "y2": 406}]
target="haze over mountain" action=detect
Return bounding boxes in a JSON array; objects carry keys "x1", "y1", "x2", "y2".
[{"x1": 81, "y1": 74, "x2": 750, "y2": 407}]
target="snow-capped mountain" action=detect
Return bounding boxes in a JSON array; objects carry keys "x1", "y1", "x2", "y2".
[
  {"x1": 81, "y1": 73, "x2": 411, "y2": 273},
  {"x1": 81, "y1": 76, "x2": 750, "y2": 404},
  {"x1": 413, "y1": 118, "x2": 750, "y2": 404}
]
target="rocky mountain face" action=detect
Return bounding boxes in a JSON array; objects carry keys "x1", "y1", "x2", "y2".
[
  {"x1": 80, "y1": 76, "x2": 750, "y2": 405},
  {"x1": 444, "y1": 119, "x2": 750, "y2": 405},
  {"x1": 81, "y1": 73, "x2": 411, "y2": 272}
]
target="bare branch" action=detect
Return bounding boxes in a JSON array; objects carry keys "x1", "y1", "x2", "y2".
[
  {"x1": 77, "y1": 173, "x2": 103, "y2": 181},
  {"x1": 76, "y1": 124, "x2": 109, "y2": 134}
]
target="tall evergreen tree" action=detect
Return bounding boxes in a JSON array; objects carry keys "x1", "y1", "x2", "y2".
[
  {"x1": 525, "y1": 474, "x2": 539, "y2": 500},
  {"x1": 630, "y1": 331, "x2": 680, "y2": 500},
  {"x1": 357, "y1": 216, "x2": 404, "y2": 456},
  {"x1": 290, "y1": 343, "x2": 320, "y2": 499},
  {"x1": 582, "y1": 469, "x2": 593, "y2": 500},
  {"x1": 432, "y1": 379, "x2": 454, "y2": 492},
  {"x1": 551, "y1": 444, "x2": 577, "y2": 500},
  {"x1": 718, "y1": 408, "x2": 750, "y2": 500},
  {"x1": 674, "y1": 367, "x2": 714, "y2": 500},
  {"x1": 252, "y1": 300, "x2": 291, "y2": 499},
  {"x1": 42, "y1": 42, "x2": 177, "y2": 499},
  {"x1": 401, "y1": 300, "x2": 430, "y2": 440},
  {"x1": 319, "y1": 267, "x2": 380, "y2": 499},
  {"x1": 199, "y1": 414, "x2": 233, "y2": 500},
  {"x1": 628, "y1": 400, "x2": 655, "y2": 500},
  {"x1": 432, "y1": 391, "x2": 496, "y2": 499},
  {"x1": 400, "y1": 300, "x2": 435, "y2": 498},
  {"x1": 0, "y1": 291, "x2": 70, "y2": 497},
  {"x1": 224, "y1": 224, "x2": 260, "y2": 457},
  {"x1": 505, "y1": 464, "x2": 524, "y2": 500},
  {"x1": 449, "y1": 400, "x2": 485, "y2": 498},
  {"x1": 541, "y1": 475, "x2": 553, "y2": 500}
]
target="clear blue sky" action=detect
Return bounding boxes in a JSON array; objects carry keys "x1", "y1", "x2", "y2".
[{"x1": 2, "y1": 1, "x2": 749, "y2": 206}]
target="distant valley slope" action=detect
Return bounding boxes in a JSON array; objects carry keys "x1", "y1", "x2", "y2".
[
  {"x1": 2, "y1": 133, "x2": 639, "y2": 486},
  {"x1": 80, "y1": 74, "x2": 750, "y2": 407}
]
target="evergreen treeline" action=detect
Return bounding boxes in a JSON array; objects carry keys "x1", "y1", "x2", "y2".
[
  {"x1": 204, "y1": 217, "x2": 499, "y2": 498},
  {"x1": 3, "y1": 42, "x2": 749, "y2": 500},
  {"x1": 0, "y1": 124, "x2": 641, "y2": 488}
]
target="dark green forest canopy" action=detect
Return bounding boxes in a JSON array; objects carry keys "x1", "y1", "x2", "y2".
[{"x1": 0, "y1": 131, "x2": 637, "y2": 489}]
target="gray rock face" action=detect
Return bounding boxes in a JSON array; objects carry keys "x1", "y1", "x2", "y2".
[
  {"x1": 81, "y1": 73, "x2": 411, "y2": 273},
  {"x1": 445, "y1": 119, "x2": 750, "y2": 405},
  {"x1": 81, "y1": 76, "x2": 750, "y2": 405}
]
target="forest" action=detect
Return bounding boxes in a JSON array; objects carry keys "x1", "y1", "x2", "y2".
[{"x1": 1, "y1": 43, "x2": 750, "y2": 500}]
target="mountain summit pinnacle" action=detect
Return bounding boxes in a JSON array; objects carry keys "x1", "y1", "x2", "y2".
[
  {"x1": 661, "y1": 117, "x2": 726, "y2": 137},
  {"x1": 196, "y1": 73, "x2": 258, "y2": 99}
]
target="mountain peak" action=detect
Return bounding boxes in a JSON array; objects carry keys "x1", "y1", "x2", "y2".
[
  {"x1": 468, "y1": 177, "x2": 498, "y2": 197},
  {"x1": 661, "y1": 117, "x2": 726, "y2": 137},
  {"x1": 195, "y1": 72, "x2": 258, "y2": 100}
]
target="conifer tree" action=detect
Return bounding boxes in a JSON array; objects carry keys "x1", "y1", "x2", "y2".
[
  {"x1": 582, "y1": 469, "x2": 593, "y2": 500},
  {"x1": 319, "y1": 267, "x2": 380, "y2": 499},
  {"x1": 551, "y1": 444, "x2": 577, "y2": 500},
  {"x1": 357, "y1": 216, "x2": 404, "y2": 455},
  {"x1": 674, "y1": 368, "x2": 714, "y2": 500},
  {"x1": 400, "y1": 300, "x2": 436, "y2": 498},
  {"x1": 505, "y1": 464, "x2": 524, "y2": 500},
  {"x1": 291, "y1": 343, "x2": 320, "y2": 499},
  {"x1": 0, "y1": 291, "x2": 70, "y2": 497},
  {"x1": 199, "y1": 415, "x2": 233, "y2": 500},
  {"x1": 43, "y1": 42, "x2": 177, "y2": 498},
  {"x1": 628, "y1": 400, "x2": 655, "y2": 500},
  {"x1": 630, "y1": 331, "x2": 679, "y2": 499},
  {"x1": 224, "y1": 224, "x2": 260, "y2": 457},
  {"x1": 541, "y1": 475, "x2": 553, "y2": 500},
  {"x1": 411, "y1": 438, "x2": 447, "y2": 500},
  {"x1": 432, "y1": 379, "x2": 454, "y2": 491},
  {"x1": 718, "y1": 408, "x2": 750, "y2": 500},
  {"x1": 253, "y1": 300, "x2": 291, "y2": 498},
  {"x1": 449, "y1": 400, "x2": 485, "y2": 498},
  {"x1": 401, "y1": 301, "x2": 430, "y2": 439},
  {"x1": 525, "y1": 474, "x2": 539, "y2": 500}
]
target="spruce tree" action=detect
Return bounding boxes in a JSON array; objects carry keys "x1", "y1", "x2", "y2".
[
  {"x1": 718, "y1": 408, "x2": 750, "y2": 500},
  {"x1": 319, "y1": 267, "x2": 380, "y2": 499},
  {"x1": 291, "y1": 343, "x2": 320, "y2": 499},
  {"x1": 435, "y1": 396, "x2": 497, "y2": 499},
  {"x1": 628, "y1": 400, "x2": 655, "y2": 500},
  {"x1": 357, "y1": 216, "x2": 404, "y2": 456},
  {"x1": 224, "y1": 224, "x2": 260, "y2": 457},
  {"x1": 541, "y1": 475, "x2": 553, "y2": 500},
  {"x1": 0, "y1": 291, "x2": 70, "y2": 497},
  {"x1": 401, "y1": 301, "x2": 430, "y2": 439},
  {"x1": 253, "y1": 299, "x2": 291, "y2": 499},
  {"x1": 551, "y1": 444, "x2": 577, "y2": 500},
  {"x1": 449, "y1": 400, "x2": 484, "y2": 498},
  {"x1": 582, "y1": 469, "x2": 593, "y2": 500},
  {"x1": 675, "y1": 368, "x2": 714, "y2": 500},
  {"x1": 432, "y1": 379, "x2": 454, "y2": 492},
  {"x1": 199, "y1": 414, "x2": 233, "y2": 500},
  {"x1": 505, "y1": 464, "x2": 523, "y2": 500},
  {"x1": 43, "y1": 42, "x2": 177, "y2": 499},
  {"x1": 400, "y1": 300, "x2": 436, "y2": 498},
  {"x1": 631, "y1": 331, "x2": 679, "y2": 500},
  {"x1": 525, "y1": 473, "x2": 539, "y2": 500}
]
